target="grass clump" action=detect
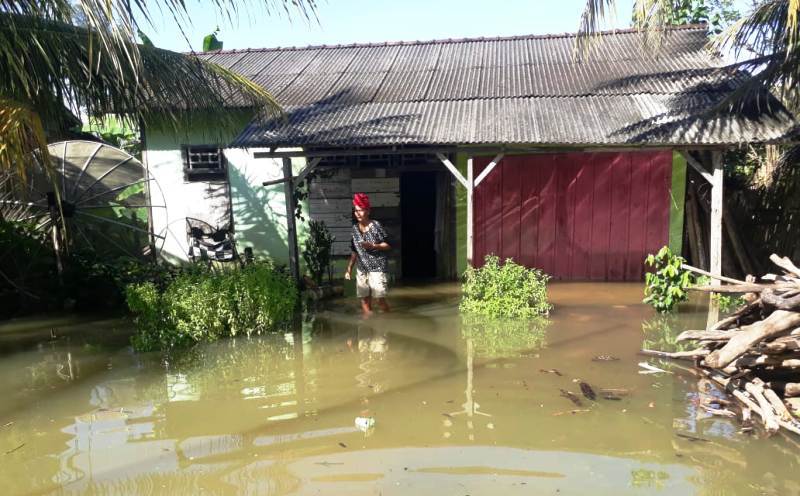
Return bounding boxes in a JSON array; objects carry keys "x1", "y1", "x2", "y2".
[
  {"x1": 460, "y1": 255, "x2": 551, "y2": 318},
  {"x1": 127, "y1": 261, "x2": 297, "y2": 352}
]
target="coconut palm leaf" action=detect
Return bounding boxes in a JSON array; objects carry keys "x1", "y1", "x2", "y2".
[
  {"x1": 575, "y1": 0, "x2": 675, "y2": 56},
  {"x1": 0, "y1": 0, "x2": 316, "y2": 177}
]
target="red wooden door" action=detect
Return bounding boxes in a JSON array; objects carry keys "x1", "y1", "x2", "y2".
[{"x1": 473, "y1": 151, "x2": 672, "y2": 281}]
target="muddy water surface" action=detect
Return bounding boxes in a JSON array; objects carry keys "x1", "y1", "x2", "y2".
[{"x1": 1, "y1": 283, "x2": 799, "y2": 495}]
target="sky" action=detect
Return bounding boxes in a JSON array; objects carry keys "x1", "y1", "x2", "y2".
[{"x1": 143, "y1": 0, "x2": 645, "y2": 53}]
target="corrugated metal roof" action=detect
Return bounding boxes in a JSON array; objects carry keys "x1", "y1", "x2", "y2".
[{"x1": 192, "y1": 25, "x2": 798, "y2": 147}]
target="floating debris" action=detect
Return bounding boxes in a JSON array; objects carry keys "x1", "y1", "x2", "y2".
[
  {"x1": 592, "y1": 355, "x2": 620, "y2": 362},
  {"x1": 579, "y1": 382, "x2": 596, "y2": 401},
  {"x1": 559, "y1": 389, "x2": 583, "y2": 407},
  {"x1": 638, "y1": 362, "x2": 671, "y2": 374},
  {"x1": 338, "y1": 442, "x2": 347, "y2": 448},
  {"x1": 553, "y1": 409, "x2": 591, "y2": 417},
  {"x1": 4, "y1": 443, "x2": 24, "y2": 455},
  {"x1": 675, "y1": 432, "x2": 710, "y2": 443},
  {"x1": 540, "y1": 368, "x2": 563, "y2": 376}
]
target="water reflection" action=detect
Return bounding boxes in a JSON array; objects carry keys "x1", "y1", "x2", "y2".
[{"x1": 1, "y1": 284, "x2": 800, "y2": 495}]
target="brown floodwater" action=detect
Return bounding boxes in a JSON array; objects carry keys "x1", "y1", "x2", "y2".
[{"x1": 1, "y1": 283, "x2": 799, "y2": 495}]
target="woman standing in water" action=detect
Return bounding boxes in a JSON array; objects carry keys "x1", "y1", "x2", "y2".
[{"x1": 344, "y1": 193, "x2": 391, "y2": 316}]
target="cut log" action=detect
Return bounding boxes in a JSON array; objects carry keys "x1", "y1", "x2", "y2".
[
  {"x1": 761, "y1": 288, "x2": 800, "y2": 310},
  {"x1": 734, "y1": 354, "x2": 800, "y2": 369},
  {"x1": 712, "y1": 299, "x2": 763, "y2": 330},
  {"x1": 757, "y1": 336, "x2": 800, "y2": 354},
  {"x1": 770, "y1": 254, "x2": 800, "y2": 279},
  {"x1": 788, "y1": 383, "x2": 800, "y2": 398},
  {"x1": 693, "y1": 283, "x2": 773, "y2": 293},
  {"x1": 703, "y1": 310, "x2": 800, "y2": 369},
  {"x1": 676, "y1": 329, "x2": 735, "y2": 342},
  {"x1": 744, "y1": 380, "x2": 781, "y2": 433}
]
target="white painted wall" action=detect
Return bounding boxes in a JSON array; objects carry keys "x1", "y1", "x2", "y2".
[{"x1": 144, "y1": 128, "x2": 308, "y2": 265}]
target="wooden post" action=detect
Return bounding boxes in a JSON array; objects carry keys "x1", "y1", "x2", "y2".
[
  {"x1": 466, "y1": 157, "x2": 474, "y2": 267},
  {"x1": 283, "y1": 157, "x2": 300, "y2": 286},
  {"x1": 710, "y1": 151, "x2": 724, "y2": 285},
  {"x1": 707, "y1": 151, "x2": 724, "y2": 328}
]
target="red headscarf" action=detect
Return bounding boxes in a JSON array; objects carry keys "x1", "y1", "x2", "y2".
[{"x1": 353, "y1": 193, "x2": 370, "y2": 210}]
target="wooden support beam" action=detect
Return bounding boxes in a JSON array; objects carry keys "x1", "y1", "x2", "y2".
[
  {"x1": 283, "y1": 158, "x2": 301, "y2": 286},
  {"x1": 679, "y1": 151, "x2": 713, "y2": 184},
  {"x1": 473, "y1": 153, "x2": 504, "y2": 187},
  {"x1": 710, "y1": 151, "x2": 724, "y2": 285},
  {"x1": 467, "y1": 157, "x2": 474, "y2": 267},
  {"x1": 294, "y1": 157, "x2": 322, "y2": 185},
  {"x1": 436, "y1": 153, "x2": 469, "y2": 189}
]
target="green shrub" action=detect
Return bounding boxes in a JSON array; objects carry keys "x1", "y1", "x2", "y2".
[
  {"x1": 127, "y1": 260, "x2": 298, "y2": 351},
  {"x1": 643, "y1": 246, "x2": 696, "y2": 313},
  {"x1": 302, "y1": 220, "x2": 335, "y2": 285},
  {"x1": 460, "y1": 255, "x2": 551, "y2": 318}
]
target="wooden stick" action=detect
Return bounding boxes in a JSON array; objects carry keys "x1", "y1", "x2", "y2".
[
  {"x1": 640, "y1": 348, "x2": 710, "y2": 360},
  {"x1": 681, "y1": 263, "x2": 750, "y2": 286},
  {"x1": 703, "y1": 310, "x2": 800, "y2": 369}
]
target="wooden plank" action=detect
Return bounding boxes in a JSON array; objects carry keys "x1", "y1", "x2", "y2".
[
  {"x1": 607, "y1": 153, "x2": 632, "y2": 281},
  {"x1": 571, "y1": 155, "x2": 594, "y2": 280},
  {"x1": 501, "y1": 156, "x2": 520, "y2": 262},
  {"x1": 553, "y1": 154, "x2": 573, "y2": 279},
  {"x1": 438, "y1": 153, "x2": 470, "y2": 190},
  {"x1": 351, "y1": 178, "x2": 400, "y2": 193},
  {"x1": 309, "y1": 181, "x2": 350, "y2": 198},
  {"x1": 309, "y1": 193, "x2": 399, "y2": 210},
  {"x1": 679, "y1": 151, "x2": 713, "y2": 184},
  {"x1": 474, "y1": 153, "x2": 504, "y2": 188},
  {"x1": 536, "y1": 156, "x2": 557, "y2": 277},
  {"x1": 519, "y1": 155, "x2": 541, "y2": 269},
  {"x1": 309, "y1": 212, "x2": 352, "y2": 228},
  {"x1": 589, "y1": 153, "x2": 613, "y2": 281},
  {"x1": 625, "y1": 152, "x2": 649, "y2": 281}
]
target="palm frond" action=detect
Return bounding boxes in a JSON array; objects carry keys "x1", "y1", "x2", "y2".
[
  {"x1": 0, "y1": 98, "x2": 48, "y2": 183},
  {"x1": 0, "y1": 13, "x2": 283, "y2": 136},
  {"x1": 575, "y1": 0, "x2": 617, "y2": 57}
]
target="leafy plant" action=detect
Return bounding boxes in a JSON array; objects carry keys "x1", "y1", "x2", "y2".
[
  {"x1": 643, "y1": 246, "x2": 696, "y2": 313},
  {"x1": 127, "y1": 260, "x2": 298, "y2": 352},
  {"x1": 460, "y1": 255, "x2": 551, "y2": 318},
  {"x1": 713, "y1": 293, "x2": 746, "y2": 313},
  {"x1": 302, "y1": 220, "x2": 335, "y2": 285}
]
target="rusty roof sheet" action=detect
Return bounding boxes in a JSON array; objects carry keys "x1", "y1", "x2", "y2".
[{"x1": 192, "y1": 25, "x2": 799, "y2": 147}]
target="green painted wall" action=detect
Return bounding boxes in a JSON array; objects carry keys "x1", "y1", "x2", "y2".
[{"x1": 669, "y1": 151, "x2": 687, "y2": 255}]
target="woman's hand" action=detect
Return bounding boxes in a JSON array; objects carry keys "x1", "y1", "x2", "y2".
[
  {"x1": 344, "y1": 268, "x2": 352, "y2": 280},
  {"x1": 360, "y1": 241, "x2": 374, "y2": 250}
]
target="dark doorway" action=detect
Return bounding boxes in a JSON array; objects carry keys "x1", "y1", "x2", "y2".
[{"x1": 401, "y1": 171, "x2": 438, "y2": 279}]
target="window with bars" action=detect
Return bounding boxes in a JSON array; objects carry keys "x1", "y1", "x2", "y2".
[{"x1": 183, "y1": 145, "x2": 225, "y2": 179}]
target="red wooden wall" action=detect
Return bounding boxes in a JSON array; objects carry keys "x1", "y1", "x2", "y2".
[{"x1": 473, "y1": 151, "x2": 672, "y2": 281}]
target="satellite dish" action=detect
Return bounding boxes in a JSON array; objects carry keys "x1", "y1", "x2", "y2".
[{"x1": 0, "y1": 140, "x2": 166, "y2": 259}]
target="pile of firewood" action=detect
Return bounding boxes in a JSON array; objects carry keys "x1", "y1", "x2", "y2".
[{"x1": 643, "y1": 254, "x2": 800, "y2": 437}]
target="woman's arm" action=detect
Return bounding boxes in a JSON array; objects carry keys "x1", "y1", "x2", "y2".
[{"x1": 344, "y1": 251, "x2": 357, "y2": 280}]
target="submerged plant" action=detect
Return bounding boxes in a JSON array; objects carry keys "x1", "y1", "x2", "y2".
[
  {"x1": 460, "y1": 255, "x2": 551, "y2": 318},
  {"x1": 643, "y1": 246, "x2": 696, "y2": 313}
]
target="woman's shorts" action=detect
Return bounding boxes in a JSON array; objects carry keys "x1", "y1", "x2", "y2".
[{"x1": 356, "y1": 270, "x2": 388, "y2": 298}]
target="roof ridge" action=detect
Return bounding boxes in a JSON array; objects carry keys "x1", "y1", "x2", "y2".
[{"x1": 196, "y1": 23, "x2": 707, "y2": 56}]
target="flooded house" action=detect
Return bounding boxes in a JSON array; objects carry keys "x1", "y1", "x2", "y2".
[{"x1": 144, "y1": 24, "x2": 798, "y2": 282}]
